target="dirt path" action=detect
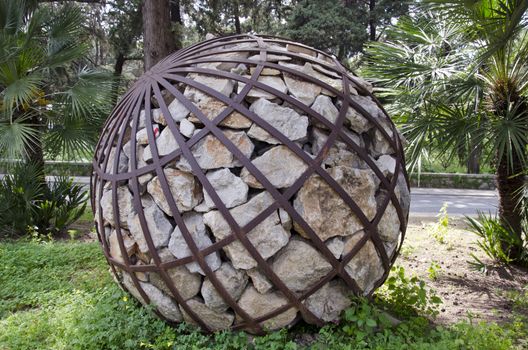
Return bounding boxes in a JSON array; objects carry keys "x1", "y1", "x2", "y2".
[{"x1": 401, "y1": 217, "x2": 528, "y2": 324}]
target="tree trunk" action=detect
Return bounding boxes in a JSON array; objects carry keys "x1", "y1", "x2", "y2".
[
  {"x1": 112, "y1": 52, "x2": 126, "y2": 106},
  {"x1": 234, "y1": 0, "x2": 241, "y2": 34},
  {"x1": 467, "y1": 140, "x2": 481, "y2": 174},
  {"x1": 170, "y1": 0, "x2": 183, "y2": 50},
  {"x1": 369, "y1": 0, "x2": 376, "y2": 41},
  {"x1": 142, "y1": 0, "x2": 176, "y2": 70},
  {"x1": 496, "y1": 148, "x2": 525, "y2": 259}
]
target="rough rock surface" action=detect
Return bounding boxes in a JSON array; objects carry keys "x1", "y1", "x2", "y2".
[
  {"x1": 123, "y1": 274, "x2": 182, "y2": 322},
  {"x1": 201, "y1": 262, "x2": 248, "y2": 311},
  {"x1": 100, "y1": 186, "x2": 134, "y2": 228},
  {"x1": 147, "y1": 168, "x2": 202, "y2": 215},
  {"x1": 237, "y1": 286, "x2": 298, "y2": 331},
  {"x1": 181, "y1": 298, "x2": 235, "y2": 331},
  {"x1": 203, "y1": 192, "x2": 290, "y2": 269},
  {"x1": 149, "y1": 265, "x2": 202, "y2": 301},
  {"x1": 343, "y1": 232, "x2": 384, "y2": 295},
  {"x1": 304, "y1": 280, "x2": 351, "y2": 322},
  {"x1": 293, "y1": 167, "x2": 378, "y2": 241},
  {"x1": 199, "y1": 168, "x2": 248, "y2": 210},
  {"x1": 168, "y1": 212, "x2": 221, "y2": 275},
  {"x1": 127, "y1": 204, "x2": 173, "y2": 253},
  {"x1": 248, "y1": 98, "x2": 308, "y2": 144},
  {"x1": 240, "y1": 145, "x2": 308, "y2": 189},
  {"x1": 272, "y1": 239, "x2": 332, "y2": 292}
]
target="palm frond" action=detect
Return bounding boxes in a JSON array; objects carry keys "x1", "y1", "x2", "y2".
[{"x1": 0, "y1": 117, "x2": 40, "y2": 159}]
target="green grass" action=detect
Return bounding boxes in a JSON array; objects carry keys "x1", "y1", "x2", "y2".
[{"x1": 0, "y1": 240, "x2": 526, "y2": 349}]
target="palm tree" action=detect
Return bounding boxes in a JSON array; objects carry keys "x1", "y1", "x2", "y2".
[
  {"x1": 364, "y1": 1, "x2": 528, "y2": 261},
  {"x1": 0, "y1": 0, "x2": 113, "y2": 173}
]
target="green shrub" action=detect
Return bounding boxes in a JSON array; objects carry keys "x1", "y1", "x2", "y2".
[
  {"x1": 466, "y1": 211, "x2": 527, "y2": 267},
  {"x1": 0, "y1": 163, "x2": 87, "y2": 237}
]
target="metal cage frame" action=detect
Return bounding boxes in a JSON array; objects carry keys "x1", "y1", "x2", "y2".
[{"x1": 90, "y1": 34, "x2": 410, "y2": 334}]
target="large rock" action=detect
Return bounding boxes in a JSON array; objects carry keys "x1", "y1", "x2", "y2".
[
  {"x1": 283, "y1": 73, "x2": 321, "y2": 106},
  {"x1": 311, "y1": 95, "x2": 339, "y2": 126},
  {"x1": 203, "y1": 192, "x2": 290, "y2": 269},
  {"x1": 311, "y1": 128, "x2": 366, "y2": 169},
  {"x1": 187, "y1": 95, "x2": 252, "y2": 129},
  {"x1": 108, "y1": 229, "x2": 136, "y2": 264},
  {"x1": 184, "y1": 74, "x2": 235, "y2": 98},
  {"x1": 247, "y1": 98, "x2": 308, "y2": 144},
  {"x1": 122, "y1": 274, "x2": 182, "y2": 322},
  {"x1": 147, "y1": 168, "x2": 202, "y2": 216},
  {"x1": 272, "y1": 239, "x2": 332, "y2": 293},
  {"x1": 168, "y1": 97, "x2": 190, "y2": 122},
  {"x1": 201, "y1": 262, "x2": 248, "y2": 312},
  {"x1": 293, "y1": 166, "x2": 379, "y2": 241},
  {"x1": 279, "y1": 62, "x2": 343, "y2": 96},
  {"x1": 106, "y1": 147, "x2": 128, "y2": 174},
  {"x1": 345, "y1": 95, "x2": 382, "y2": 134},
  {"x1": 376, "y1": 192, "x2": 400, "y2": 244},
  {"x1": 304, "y1": 280, "x2": 351, "y2": 322},
  {"x1": 168, "y1": 212, "x2": 221, "y2": 275},
  {"x1": 149, "y1": 265, "x2": 202, "y2": 301},
  {"x1": 143, "y1": 126, "x2": 180, "y2": 162},
  {"x1": 237, "y1": 286, "x2": 298, "y2": 331},
  {"x1": 180, "y1": 298, "x2": 235, "y2": 331},
  {"x1": 197, "y1": 51, "x2": 249, "y2": 71},
  {"x1": 198, "y1": 168, "x2": 248, "y2": 210},
  {"x1": 237, "y1": 76, "x2": 288, "y2": 99},
  {"x1": 127, "y1": 204, "x2": 173, "y2": 253},
  {"x1": 343, "y1": 231, "x2": 384, "y2": 295},
  {"x1": 100, "y1": 186, "x2": 134, "y2": 228},
  {"x1": 240, "y1": 145, "x2": 308, "y2": 189},
  {"x1": 246, "y1": 268, "x2": 273, "y2": 294},
  {"x1": 179, "y1": 130, "x2": 254, "y2": 170}
]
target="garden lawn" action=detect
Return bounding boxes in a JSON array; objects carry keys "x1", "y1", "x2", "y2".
[{"x1": 0, "y1": 231, "x2": 527, "y2": 349}]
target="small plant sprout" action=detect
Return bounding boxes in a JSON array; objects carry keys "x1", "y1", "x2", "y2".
[
  {"x1": 428, "y1": 261, "x2": 442, "y2": 281},
  {"x1": 430, "y1": 202, "x2": 449, "y2": 244}
]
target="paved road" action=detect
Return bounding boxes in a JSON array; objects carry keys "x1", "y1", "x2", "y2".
[
  {"x1": 1, "y1": 175, "x2": 499, "y2": 218},
  {"x1": 410, "y1": 188, "x2": 498, "y2": 218}
]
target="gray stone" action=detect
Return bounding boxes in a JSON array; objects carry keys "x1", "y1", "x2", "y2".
[
  {"x1": 201, "y1": 262, "x2": 248, "y2": 312},
  {"x1": 122, "y1": 274, "x2": 182, "y2": 322},
  {"x1": 310, "y1": 128, "x2": 366, "y2": 168},
  {"x1": 127, "y1": 204, "x2": 173, "y2": 253},
  {"x1": 240, "y1": 145, "x2": 308, "y2": 189},
  {"x1": 107, "y1": 147, "x2": 128, "y2": 174},
  {"x1": 184, "y1": 74, "x2": 235, "y2": 98},
  {"x1": 286, "y1": 43, "x2": 316, "y2": 57},
  {"x1": 152, "y1": 108, "x2": 168, "y2": 125},
  {"x1": 100, "y1": 186, "x2": 134, "y2": 228},
  {"x1": 237, "y1": 286, "x2": 298, "y2": 331},
  {"x1": 136, "y1": 124, "x2": 160, "y2": 145},
  {"x1": 183, "y1": 130, "x2": 254, "y2": 169},
  {"x1": 147, "y1": 168, "x2": 202, "y2": 216},
  {"x1": 343, "y1": 231, "x2": 384, "y2": 295},
  {"x1": 247, "y1": 98, "x2": 308, "y2": 144},
  {"x1": 247, "y1": 268, "x2": 273, "y2": 294},
  {"x1": 168, "y1": 212, "x2": 221, "y2": 275},
  {"x1": 248, "y1": 54, "x2": 292, "y2": 61},
  {"x1": 180, "y1": 298, "x2": 235, "y2": 331},
  {"x1": 197, "y1": 51, "x2": 249, "y2": 71},
  {"x1": 311, "y1": 95, "x2": 339, "y2": 126},
  {"x1": 203, "y1": 192, "x2": 290, "y2": 269},
  {"x1": 279, "y1": 62, "x2": 342, "y2": 96},
  {"x1": 179, "y1": 119, "x2": 195, "y2": 138},
  {"x1": 283, "y1": 73, "x2": 321, "y2": 106},
  {"x1": 168, "y1": 97, "x2": 190, "y2": 122},
  {"x1": 123, "y1": 142, "x2": 148, "y2": 171},
  {"x1": 201, "y1": 168, "x2": 249, "y2": 210},
  {"x1": 304, "y1": 280, "x2": 351, "y2": 322},
  {"x1": 272, "y1": 239, "x2": 332, "y2": 293},
  {"x1": 376, "y1": 192, "x2": 400, "y2": 244},
  {"x1": 345, "y1": 95, "x2": 382, "y2": 133},
  {"x1": 237, "y1": 76, "x2": 288, "y2": 100},
  {"x1": 372, "y1": 128, "x2": 394, "y2": 155},
  {"x1": 375, "y1": 155, "x2": 397, "y2": 177},
  {"x1": 278, "y1": 208, "x2": 292, "y2": 231},
  {"x1": 293, "y1": 167, "x2": 379, "y2": 241},
  {"x1": 326, "y1": 237, "x2": 344, "y2": 259},
  {"x1": 143, "y1": 126, "x2": 180, "y2": 162},
  {"x1": 149, "y1": 265, "x2": 202, "y2": 301},
  {"x1": 250, "y1": 66, "x2": 281, "y2": 76},
  {"x1": 187, "y1": 95, "x2": 252, "y2": 129},
  {"x1": 108, "y1": 229, "x2": 136, "y2": 264}
]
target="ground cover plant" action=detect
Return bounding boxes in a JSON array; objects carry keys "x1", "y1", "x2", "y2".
[{"x1": 1, "y1": 218, "x2": 527, "y2": 350}]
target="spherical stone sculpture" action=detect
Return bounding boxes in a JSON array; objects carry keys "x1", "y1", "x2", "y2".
[{"x1": 91, "y1": 34, "x2": 410, "y2": 334}]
